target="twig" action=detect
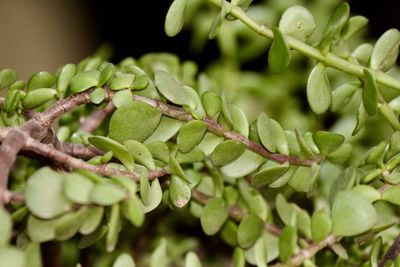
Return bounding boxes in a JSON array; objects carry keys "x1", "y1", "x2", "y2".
[
  {"x1": 61, "y1": 143, "x2": 104, "y2": 160},
  {"x1": 270, "y1": 235, "x2": 340, "y2": 267},
  {"x1": 379, "y1": 234, "x2": 400, "y2": 267},
  {"x1": 79, "y1": 101, "x2": 115, "y2": 132}
]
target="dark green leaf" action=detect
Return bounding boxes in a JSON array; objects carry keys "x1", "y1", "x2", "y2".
[
  {"x1": 362, "y1": 69, "x2": 378, "y2": 116},
  {"x1": 0, "y1": 208, "x2": 11, "y2": 246},
  {"x1": 268, "y1": 27, "x2": 291, "y2": 74},
  {"x1": 22, "y1": 88, "x2": 57, "y2": 109},
  {"x1": 313, "y1": 131, "x2": 345, "y2": 155},
  {"x1": 202, "y1": 91, "x2": 221, "y2": 117},
  {"x1": 279, "y1": 225, "x2": 297, "y2": 262},
  {"x1": 237, "y1": 214, "x2": 264, "y2": 249},
  {"x1": 212, "y1": 140, "x2": 246, "y2": 166},
  {"x1": 27, "y1": 71, "x2": 56, "y2": 91},
  {"x1": 57, "y1": 63, "x2": 76, "y2": 95},
  {"x1": 252, "y1": 162, "x2": 289, "y2": 188}
]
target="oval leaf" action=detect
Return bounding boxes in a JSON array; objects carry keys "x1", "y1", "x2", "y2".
[
  {"x1": 22, "y1": 88, "x2": 57, "y2": 109},
  {"x1": 278, "y1": 5, "x2": 316, "y2": 43},
  {"x1": 177, "y1": 120, "x2": 208, "y2": 153},
  {"x1": 268, "y1": 27, "x2": 291, "y2": 74},
  {"x1": 370, "y1": 28, "x2": 400, "y2": 72},
  {"x1": 165, "y1": 0, "x2": 188, "y2": 37},
  {"x1": 212, "y1": 140, "x2": 246, "y2": 167},
  {"x1": 237, "y1": 214, "x2": 264, "y2": 249},
  {"x1": 169, "y1": 175, "x2": 191, "y2": 208},
  {"x1": 362, "y1": 69, "x2": 378, "y2": 116},
  {"x1": 200, "y1": 198, "x2": 229, "y2": 235},
  {"x1": 307, "y1": 63, "x2": 332, "y2": 114}
]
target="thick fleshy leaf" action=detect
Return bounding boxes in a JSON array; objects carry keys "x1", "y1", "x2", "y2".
[
  {"x1": 270, "y1": 119, "x2": 289, "y2": 155},
  {"x1": 231, "y1": 104, "x2": 249, "y2": 137},
  {"x1": 252, "y1": 162, "x2": 289, "y2": 188},
  {"x1": 279, "y1": 225, "x2": 297, "y2": 262},
  {"x1": 307, "y1": 63, "x2": 331, "y2": 114},
  {"x1": 143, "y1": 179, "x2": 163, "y2": 213},
  {"x1": 331, "y1": 81, "x2": 360, "y2": 112},
  {"x1": 63, "y1": 172, "x2": 94, "y2": 204},
  {"x1": 106, "y1": 204, "x2": 120, "y2": 252},
  {"x1": 88, "y1": 136, "x2": 135, "y2": 171},
  {"x1": 90, "y1": 87, "x2": 106, "y2": 104},
  {"x1": 70, "y1": 70, "x2": 100, "y2": 93},
  {"x1": 98, "y1": 63, "x2": 116, "y2": 86},
  {"x1": 0, "y1": 69, "x2": 18, "y2": 90},
  {"x1": 342, "y1": 15, "x2": 369, "y2": 40},
  {"x1": 144, "y1": 116, "x2": 183, "y2": 143},
  {"x1": 313, "y1": 131, "x2": 345, "y2": 155},
  {"x1": 220, "y1": 220, "x2": 238, "y2": 246},
  {"x1": 113, "y1": 253, "x2": 136, "y2": 267},
  {"x1": 26, "y1": 167, "x2": 72, "y2": 219},
  {"x1": 370, "y1": 28, "x2": 400, "y2": 72},
  {"x1": 22, "y1": 88, "x2": 57, "y2": 109},
  {"x1": 27, "y1": 215, "x2": 59, "y2": 242},
  {"x1": 238, "y1": 181, "x2": 268, "y2": 221},
  {"x1": 212, "y1": 140, "x2": 246, "y2": 166},
  {"x1": 0, "y1": 247, "x2": 25, "y2": 267},
  {"x1": 331, "y1": 191, "x2": 377, "y2": 236},
  {"x1": 177, "y1": 120, "x2": 208, "y2": 153},
  {"x1": 168, "y1": 157, "x2": 190, "y2": 183},
  {"x1": 27, "y1": 71, "x2": 56, "y2": 91},
  {"x1": 4, "y1": 88, "x2": 22, "y2": 113},
  {"x1": 185, "y1": 252, "x2": 201, "y2": 267},
  {"x1": 0, "y1": 208, "x2": 11, "y2": 246},
  {"x1": 237, "y1": 214, "x2": 264, "y2": 249},
  {"x1": 54, "y1": 208, "x2": 87, "y2": 240},
  {"x1": 362, "y1": 69, "x2": 378, "y2": 116},
  {"x1": 379, "y1": 103, "x2": 400, "y2": 130},
  {"x1": 109, "y1": 100, "x2": 162, "y2": 142},
  {"x1": 221, "y1": 150, "x2": 265, "y2": 179},
  {"x1": 198, "y1": 133, "x2": 224, "y2": 156},
  {"x1": 352, "y1": 185, "x2": 381, "y2": 203},
  {"x1": 150, "y1": 238, "x2": 169, "y2": 267},
  {"x1": 122, "y1": 195, "x2": 145, "y2": 227},
  {"x1": 79, "y1": 207, "x2": 104, "y2": 235},
  {"x1": 257, "y1": 112, "x2": 276, "y2": 152},
  {"x1": 288, "y1": 164, "x2": 319, "y2": 193},
  {"x1": 311, "y1": 209, "x2": 332, "y2": 242},
  {"x1": 353, "y1": 102, "x2": 368, "y2": 135},
  {"x1": 202, "y1": 91, "x2": 221, "y2": 117},
  {"x1": 276, "y1": 194, "x2": 296, "y2": 226},
  {"x1": 382, "y1": 185, "x2": 400, "y2": 205},
  {"x1": 278, "y1": 5, "x2": 316, "y2": 43},
  {"x1": 90, "y1": 182, "x2": 127, "y2": 206},
  {"x1": 268, "y1": 27, "x2": 291, "y2": 74},
  {"x1": 327, "y1": 143, "x2": 352, "y2": 164},
  {"x1": 221, "y1": 91, "x2": 234, "y2": 128},
  {"x1": 169, "y1": 175, "x2": 191, "y2": 208},
  {"x1": 233, "y1": 248, "x2": 245, "y2": 267},
  {"x1": 112, "y1": 90, "x2": 133, "y2": 108},
  {"x1": 176, "y1": 147, "x2": 205, "y2": 164},
  {"x1": 155, "y1": 70, "x2": 191, "y2": 106},
  {"x1": 146, "y1": 141, "x2": 170, "y2": 163},
  {"x1": 109, "y1": 73, "x2": 135, "y2": 90},
  {"x1": 124, "y1": 140, "x2": 155, "y2": 169},
  {"x1": 200, "y1": 198, "x2": 229, "y2": 235},
  {"x1": 165, "y1": 0, "x2": 187, "y2": 37},
  {"x1": 57, "y1": 63, "x2": 76, "y2": 95},
  {"x1": 78, "y1": 225, "x2": 108, "y2": 249}
]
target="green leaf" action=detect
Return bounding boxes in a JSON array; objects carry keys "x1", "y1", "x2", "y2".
[
  {"x1": 220, "y1": 220, "x2": 238, "y2": 246},
  {"x1": 233, "y1": 247, "x2": 245, "y2": 267},
  {"x1": 176, "y1": 147, "x2": 205, "y2": 164},
  {"x1": 144, "y1": 116, "x2": 183, "y2": 143},
  {"x1": 313, "y1": 131, "x2": 345, "y2": 155},
  {"x1": 88, "y1": 136, "x2": 135, "y2": 171},
  {"x1": 26, "y1": 167, "x2": 72, "y2": 219},
  {"x1": 79, "y1": 207, "x2": 104, "y2": 235},
  {"x1": 231, "y1": 104, "x2": 249, "y2": 137},
  {"x1": 90, "y1": 181, "x2": 127, "y2": 206},
  {"x1": 90, "y1": 87, "x2": 106, "y2": 104},
  {"x1": 27, "y1": 215, "x2": 58, "y2": 242},
  {"x1": 177, "y1": 120, "x2": 208, "y2": 153},
  {"x1": 109, "y1": 100, "x2": 162, "y2": 143},
  {"x1": 111, "y1": 90, "x2": 132, "y2": 108},
  {"x1": 146, "y1": 141, "x2": 170, "y2": 163},
  {"x1": 106, "y1": 204, "x2": 120, "y2": 252},
  {"x1": 278, "y1": 5, "x2": 316, "y2": 43},
  {"x1": 342, "y1": 15, "x2": 369, "y2": 40},
  {"x1": 362, "y1": 69, "x2": 378, "y2": 116},
  {"x1": 150, "y1": 238, "x2": 169, "y2": 267},
  {"x1": 331, "y1": 81, "x2": 360, "y2": 112},
  {"x1": 0, "y1": 208, "x2": 11, "y2": 246},
  {"x1": 154, "y1": 70, "x2": 190, "y2": 106},
  {"x1": 370, "y1": 237, "x2": 382, "y2": 267},
  {"x1": 331, "y1": 191, "x2": 377, "y2": 236},
  {"x1": 307, "y1": 63, "x2": 332, "y2": 114},
  {"x1": 57, "y1": 63, "x2": 76, "y2": 95},
  {"x1": 132, "y1": 75, "x2": 150, "y2": 90},
  {"x1": 297, "y1": 209, "x2": 312, "y2": 239},
  {"x1": 257, "y1": 112, "x2": 276, "y2": 152},
  {"x1": 111, "y1": 175, "x2": 137, "y2": 196},
  {"x1": 279, "y1": 225, "x2": 297, "y2": 262},
  {"x1": 327, "y1": 143, "x2": 353, "y2": 164},
  {"x1": 269, "y1": 167, "x2": 297, "y2": 188},
  {"x1": 0, "y1": 247, "x2": 26, "y2": 267},
  {"x1": 275, "y1": 194, "x2": 296, "y2": 226},
  {"x1": 198, "y1": 132, "x2": 224, "y2": 156},
  {"x1": 4, "y1": 88, "x2": 22, "y2": 113},
  {"x1": 99, "y1": 63, "x2": 116, "y2": 86},
  {"x1": 169, "y1": 175, "x2": 191, "y2": 208},
  {"x1": 78, "y1": 225, "x2": 108, "y2": 249},
  {"x1": 139, "y1": 171, "x2": 150, "y2": 204},
  {"x1": 124, "y1": 140, "x2": 155, "y2": 169},
  {"x1": 288, "y1": 164, "x2": 319, "y2": 193},
  {"x1": 122, "y1": 194, "x2": 145, "y2": 227},
  {"x1": 70, "y1": 70, "x2": 100, "y2": 93},
  {"x1": 202, "y1": 91, "x2": 221, "y2": 117},
  {"x1": 200, "y1": 198, "x2": 229, "y2": 235},
  {"x1": 168, "y1": 156, "x2": 190, "y2": 183},
  {"x1": 270, "y1": 119, "x2": 289, "y2": 155},
  {"x1": 143, "y1": 179, "x2": 163, "y2": 213},
  {"x1": 268, "y1": 27, "x2": 291, "y2": 74},
  {"x1": 221, "y1": 91, "x2": 234, "y2": 128},
  {"x1": 185, "y1": 252, "x2": 201, "y2": 267},
  {"x1": 63, "y1": 172, "x2": 94, "y2": 205},
  {"x1": 109, "y1": 73, "x2": 135, "y2": 90},
  {"x1": 212, "y1": 140, "x2": 246, "y2": 167},
  {"x1": 352, "y1": 185, "x2": 380, "y2": 203},
  {"x1": 252, "y1": 162, "x2": 289, "y2": 188},
  {"x1": 311, "y1": 209, "x2": 332, "y2": 242},
  {"x1": 237, "y1": 214, "x2": 264, "y2": 249},
  {"x1": 382, "y1": 185, "x2": 400, "y2": 205},
  {"x1": 238, "y1": 181, "x2": 269, "y2": 221},
  {"x1": 370, "y1": 28, "x2": 400, "y2": 72},
  {"x1": 54, "y1": 208, "x2": 87, "y2": 240},
  {"x1": 0, "y1": 69, "x2": 18, "y2": 90},
  {"x1": 113, "y1": 253, "x2": 136, "y2": 267},
  {"x1": 220, "y1": 150, "x2": 265, "y2": 179},
  {"x1": 165, "y1": 0, "x2": 187, "y2": 37},
  {"x1": 353, "y1": 102, "x2": 369, "y2": 135},
  {"x1": 379, "y1": 103, "x2": 400, "y2": 130},
  {"x1": 27, "y1": 71, "x2": 56, "y2": 91},
  {"x1": 21, "y1": 88, "x2": 57, "y2": 109},
  {"x1": 353, "y1": 43, "x2": 374, "y2": 65}
]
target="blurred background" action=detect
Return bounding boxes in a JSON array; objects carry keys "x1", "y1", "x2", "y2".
[{"x1": 0, "y1": 0, "x2": 399, "y2": 79}]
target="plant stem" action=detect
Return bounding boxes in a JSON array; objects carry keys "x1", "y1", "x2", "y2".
[
  {"x1": 207, "y1": 0, "x2": 400, "y2": 91},
  {"x1": 379, "y1": 234, "x2": 400, "y2": 267},
  {"x1": 79, "y1": 101, "x2": 115, "y2": 132}
]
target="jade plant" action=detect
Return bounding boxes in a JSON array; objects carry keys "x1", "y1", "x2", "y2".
[{"x1": 2, "y1": 0, "x2": 400, "y2": 266}]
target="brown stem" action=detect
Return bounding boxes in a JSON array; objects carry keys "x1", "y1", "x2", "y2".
[
  {"x1": 61, "y1": 143, "x2": 104, "y2": 160},
  {"x1": 270, "y1": 235, "x2": 340, "y2": 267},
  {"x1": 379, "y1": 234, "x2": 400, "y2": 267},
  {"x1": 79, "y1": 101, "x2": 115, "y2": 132}
]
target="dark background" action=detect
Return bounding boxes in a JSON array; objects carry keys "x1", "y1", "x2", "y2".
[{"x1": 0, "y1": 0, "x2": 399, "y2": 78}]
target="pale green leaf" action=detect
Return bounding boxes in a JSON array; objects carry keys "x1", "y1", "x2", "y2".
[
  {"x1": 278, "y1": 5, "x2": 316, "y2": 43},
  {"x1": 177, "y1": 120, "x2": 208, "y2": 153},
  {"x1": 212, "y1": 140, "x2": 246, "y2": 167},
  {"x1": 307, "y1": 63, "x2": 331, "y2": 114},
  {"x1": 237, "y1": 214, "x2": 264, "y2": 249},
  {"x1": 169, "y1": 175, "x2": 191, "y2": 208},
  {"x1": 268, "y1": 27, "x2": 291, "y2": 74},
  {"x1": 165, "y1": 0, "x2": 188, "y2": 37},
  {"x1": 200, "y1": 198, "x2": 229, "y2": 235},
  {"x1": 370, "y1": 28, "x2": 400, "y2": 72}
]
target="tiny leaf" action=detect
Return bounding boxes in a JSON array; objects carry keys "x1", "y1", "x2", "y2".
[
  {"x1": 307, "y1": 63, "x2": 332, "y2": 114},
  {"x1": 268, "y1": 27, "x2": 291, "y2": 74},
  {"x1": 200, "y1": 198, "x2": 229, "y2": 235}
]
